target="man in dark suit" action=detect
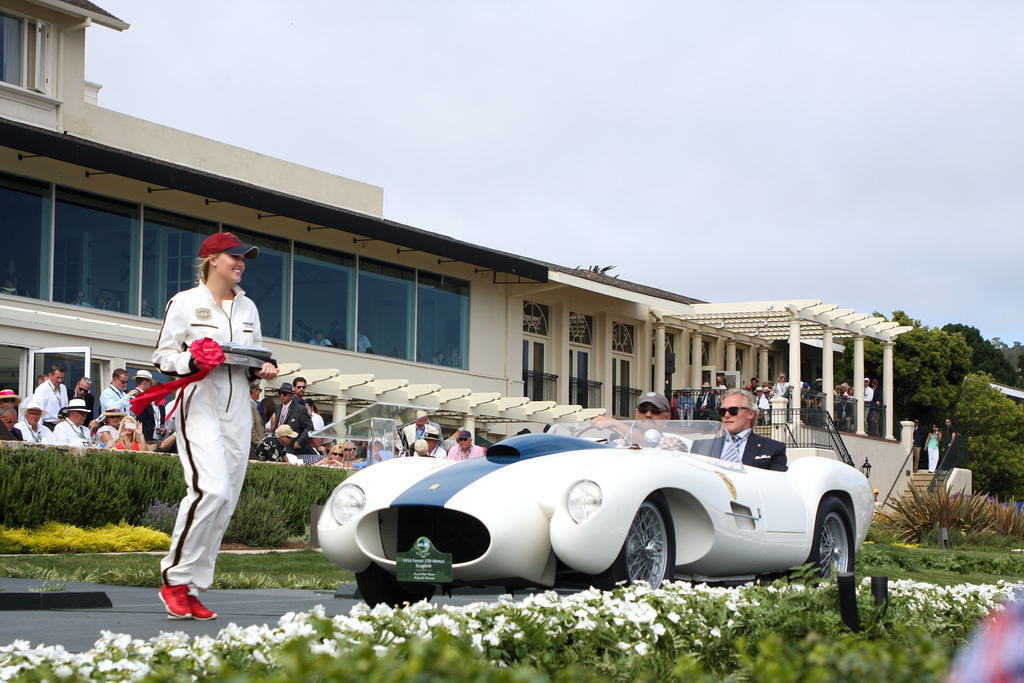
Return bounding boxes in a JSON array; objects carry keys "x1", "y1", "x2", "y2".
[
  {"x1": 71, "y1": 378, "x2": 96, "y2": 419},
  {"x1": 718, "y1": 388, "x2": 787, "y2": 471},
  {"x1": 695, "y1": 383, "x2": 717, "y2": 420},
  {"x1": 271, "y1": 383, "x2": 312, "y2": 455}
]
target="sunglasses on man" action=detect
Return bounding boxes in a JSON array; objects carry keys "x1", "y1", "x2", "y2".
[
  {"x1": 636, "y1": 405, "x2": 666, "y2": 416},
  {"x1": 717, "y1": 406, "x2": 746, "y2": 417}
]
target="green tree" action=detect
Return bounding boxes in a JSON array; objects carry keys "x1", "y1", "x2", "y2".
[
  {"x1": 953, "y1": 373, "x2": 1024, "y2": 499},
  {"x1": 836, "y1": 311, "x2": 971, "y2": 426},
  {"x1": 942, "y1": 324, "x2": 1019, "y2": 387}
]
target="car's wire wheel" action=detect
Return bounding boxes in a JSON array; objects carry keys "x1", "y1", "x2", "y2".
[
  {"x1": 817, "y1": 511, "x2": 851, "y2": 576},
  {"x1": 624, "y1": 501, "x2": 670, "y2": 585},
  {"x1": 808, "y1": 495, "x2": 854, "y2": 578}
]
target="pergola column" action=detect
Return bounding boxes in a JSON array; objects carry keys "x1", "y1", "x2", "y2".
[
  {"x1": 758, "y1": 347, "x2": 769, "y2": 385},
  {"x1": 883, "y1": 340, "x2": 895, "y2": 439},
  {"x1": 331, "y1": 398, "x2": 348, "y2": 425},
  {"x1": 690, "y1": 332, "x2": 702, "y2": 389},
  {"x1": 677, "y1": 329, "x2": 691, "y2": 389},
  {"x1": 464, "y1": 413, "x2": 477, "y2": 435},
  {"x1": 710, "y1": 337, "x2": 721, "y2": 385},
  {"x1": 853, "y1": 335, "x2": 866, "y2": 435},
  {"x1": 788, "y1": 316, "x2": 801, "y2": 423},
  {"x1": 822, "y1": 327, "x2": 834, "y2": 418},
  {"x1": 653, "y1": 322, "x2": 666, "y2": 395},
  {"x1": 725, "y1": 340, "x2": 736, "y2": 373}
]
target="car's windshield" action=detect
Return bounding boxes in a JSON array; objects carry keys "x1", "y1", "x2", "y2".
[{"x1": 547, "y1": 419, "x2": 725, "y2": 453}]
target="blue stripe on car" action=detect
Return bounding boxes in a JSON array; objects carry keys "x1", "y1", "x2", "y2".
[{"x1": 391, "y1": 433, "x2": 611, "y2": 508}]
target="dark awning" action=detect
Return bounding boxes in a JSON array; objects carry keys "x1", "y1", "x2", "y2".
[{"x1": 0, "y1": 117, "x2": 548, "y2": 282}]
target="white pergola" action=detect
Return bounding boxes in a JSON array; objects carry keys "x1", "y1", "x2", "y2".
[
  {"x1": 657, "y1": 300, "x2": 912, "y2": 439},
  {"x1": 264, "y1": 365, "x2": 605, "y2": 438},
  {"x1": 266, "y1": 298, "x2": 911, "y2": 442}
]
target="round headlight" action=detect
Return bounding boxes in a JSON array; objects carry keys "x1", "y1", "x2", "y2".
[
  {"x1": 566, "y1": 480, "x2": 603, "y2": 524},
  {"x1": 330, "y1": 484, "x2": 366, "y2": 526}
]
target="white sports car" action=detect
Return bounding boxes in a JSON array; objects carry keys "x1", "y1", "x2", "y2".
[{"x1": 317, "y1": 420, "x2": 873, "y2": 607}]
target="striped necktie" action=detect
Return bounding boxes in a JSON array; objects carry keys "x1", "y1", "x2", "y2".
[{"x1": 722, "y1": 434, "x2": 742, "y2": 462}]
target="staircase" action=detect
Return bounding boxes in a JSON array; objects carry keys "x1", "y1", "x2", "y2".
[{"x1": 908, "y1": 471, "x2": 935, "y2": 496}]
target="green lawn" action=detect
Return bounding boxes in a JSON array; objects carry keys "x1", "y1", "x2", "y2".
[
  {"x1": 856, "y1": 543, "x2": 1024, "y2": 585},
  {"x1": 0, "y1": 544, "x2": 1021, "y2": 591},
  {"x1": 0, "y1": 548, "x2": 354, "y2": 590}
]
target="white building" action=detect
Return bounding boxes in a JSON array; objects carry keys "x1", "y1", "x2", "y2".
[{"x1": 0, "y1": 0, "x2": 908, "y2": 449}]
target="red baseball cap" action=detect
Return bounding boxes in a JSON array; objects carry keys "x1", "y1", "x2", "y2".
[{"x1": 199, "y1": 232, "x2": 259, "y2": 259}]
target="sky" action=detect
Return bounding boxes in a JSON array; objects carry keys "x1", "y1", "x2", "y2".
[{"x1": 84, "y1": 1, "x2": 1024, "y2": 344}]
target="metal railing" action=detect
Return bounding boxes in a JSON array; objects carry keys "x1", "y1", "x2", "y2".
[
  {"x1": 833, "y1": 396, "x2": 859, "y2": 433},
  {"x1": 612, "y1": 385, "x2": 641, "y2": 419},
  {"x1": 761, "y1": 408, "x2": 855, "y2": 467},
  {"x1": 569, "y1": 377, "x2": 602, "y2": 409},
  {"x1": 865, "y1": 404, "x2": 886, "y2": 438},
  {"x1": 523, "y1": 370, "x2": 558, "y2": 402},
  {"x1": 928, "y1": 442, "x2": 963, "y2": 493}
]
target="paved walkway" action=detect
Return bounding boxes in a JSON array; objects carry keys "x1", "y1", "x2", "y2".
[{"x1": 0, "y1": 578, "x2": 529, "y2": 653}]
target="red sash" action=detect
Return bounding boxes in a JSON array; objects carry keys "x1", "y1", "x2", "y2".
[{"x1": 131, "y1": 338, "x2": 225, "y2": 418}]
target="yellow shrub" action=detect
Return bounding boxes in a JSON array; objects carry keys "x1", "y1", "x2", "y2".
[{"x1": 0, "y1": 521, "x2": 170, "y2": 553}]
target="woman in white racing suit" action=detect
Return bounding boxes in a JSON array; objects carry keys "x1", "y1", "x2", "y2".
[{"x1": 153, "y1": 232, "x2": 279, "y2": 620}]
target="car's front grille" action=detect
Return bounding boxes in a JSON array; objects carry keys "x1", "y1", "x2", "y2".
[{"x1": 377, "y1": 506, "x2": 490, "y2": 563}]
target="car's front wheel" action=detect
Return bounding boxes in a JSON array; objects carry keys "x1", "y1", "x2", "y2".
[
  {"x1": 593, "y1": 492, "x2": 675, "y2": 590},
  {"x1": 355, "y1": 562, "x2": 436, "y2": 607},
  {"x1": 807, "y1": 495, "x2": 855, "y2": 578}
]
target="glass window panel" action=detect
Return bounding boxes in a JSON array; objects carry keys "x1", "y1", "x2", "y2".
[
  {"x1": 612, "y1": 322, "x2": 635, "y2": 354},
  {"x1": 569, "y1": 312, "x2": 593, "y2": 345},
  {"x1": 293, "y1": 243, "x2": 354, "y2": 349},
  {"x1": 357, "y1": 258, "x2": 413, "y2": 360},
  {"x1": 0, "y1": 12, "x2": 23, "y2": 86},
  {"x1": 141, "y1": 208, "x2": 215, "y2": 318},
  {"x1": 225, "y1": 226, "x2": 289, "y2": 340},
  {"x1": 523, "y1": 302, "x2": 549, "y2": 336},
  {"x1": 417, "y1": 271, "x2": 468, "y2": 368},
  {"x1": 54, "y1": 187, "x2": 138, "y2": 313},
  {"x1": 0, "y1": 171, "x2": 49, "y2": 300}
]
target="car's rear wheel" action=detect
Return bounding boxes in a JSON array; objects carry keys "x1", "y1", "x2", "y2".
[
  {"x1": 355, "y1": 562, "x2": 436, "y2": 607},
  {"x1": 807, "y1": 495, "x2": 854, "y2": 578},
  {"x1": 593, "y1": 492, "x2": 675, "y2": 589}
]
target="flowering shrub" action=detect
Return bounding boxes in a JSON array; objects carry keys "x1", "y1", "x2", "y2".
[
  {"x1": 0, "y1": 522, "x2": 169, "y2": 554},
  {"x1": 132, "y1": 500, "x2": 178, "y2": 536},
  {"x1": 0, "y1": 578, "x2": 1018, "y2": 682}
]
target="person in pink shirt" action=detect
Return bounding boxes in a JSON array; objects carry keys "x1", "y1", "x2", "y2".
[{"x1": 447, "y1": 429, "x2": 485, "y2": 460}]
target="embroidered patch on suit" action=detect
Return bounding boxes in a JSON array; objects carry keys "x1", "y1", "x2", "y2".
[{"x1": 195, "y1": 308, "x2": 212, "y2": 321}]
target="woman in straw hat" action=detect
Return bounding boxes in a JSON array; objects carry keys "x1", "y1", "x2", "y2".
[{"x1": 96, "y1": 407, "x2": 125, "y2": 448}]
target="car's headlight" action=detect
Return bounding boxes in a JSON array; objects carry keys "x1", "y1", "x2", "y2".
[
  {"x1": 566, "y1": 480, "x2": 603, "y2": 524},
  {"x1": 329, "y1": 484, "x2": 366, "y2": 526}
]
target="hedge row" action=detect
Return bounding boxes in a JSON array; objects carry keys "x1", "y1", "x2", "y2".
[{"x1": 0, "y1": 446, "x2": 348, "y2": 535}]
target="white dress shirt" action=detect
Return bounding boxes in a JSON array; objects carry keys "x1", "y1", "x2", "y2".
[
  {"x1": 14, "y1": 420, "x2": 54, "y2": 444},
  {"x1": 53, "y1": 420, "x2": 93, "y2": 447},
  {"x1": 31, "y1": 380, "x2": 68, "y2": 423}
]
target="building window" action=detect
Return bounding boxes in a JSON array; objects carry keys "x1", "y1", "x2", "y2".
[
  {"x1": 569, "y1": 312, "x2": 593, "y2": 345},
  {"x1": 0, "y1": 171, "x2": 49, "y2": 300},
  {"x1": 358, "y1": 258, "x2": 413, "y2": 359},
  {"x1": 0, "y1": 11, "x2": 48, "y2": 92},
  {"x1": 417, "y1": 271, "x2": 468, "y2": 368},
  {"x1": 611, "y1": 322, "x2": 635, "y2": 354},
  {"x1": 226, "y1": 226, "x2": 290, "y2": 340},
  {"x1": 141, "y1": 208, "x2": 215, "y2": 317},
  {"x1": 54, "y1": 188, "x2": 139, "y2": 312},
  {"x1": 523, "y1": 301, "x2": 549, "y2": 336},
  {"x1": 293, "y1": 244, "x2": 354, "y2": 349}
]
